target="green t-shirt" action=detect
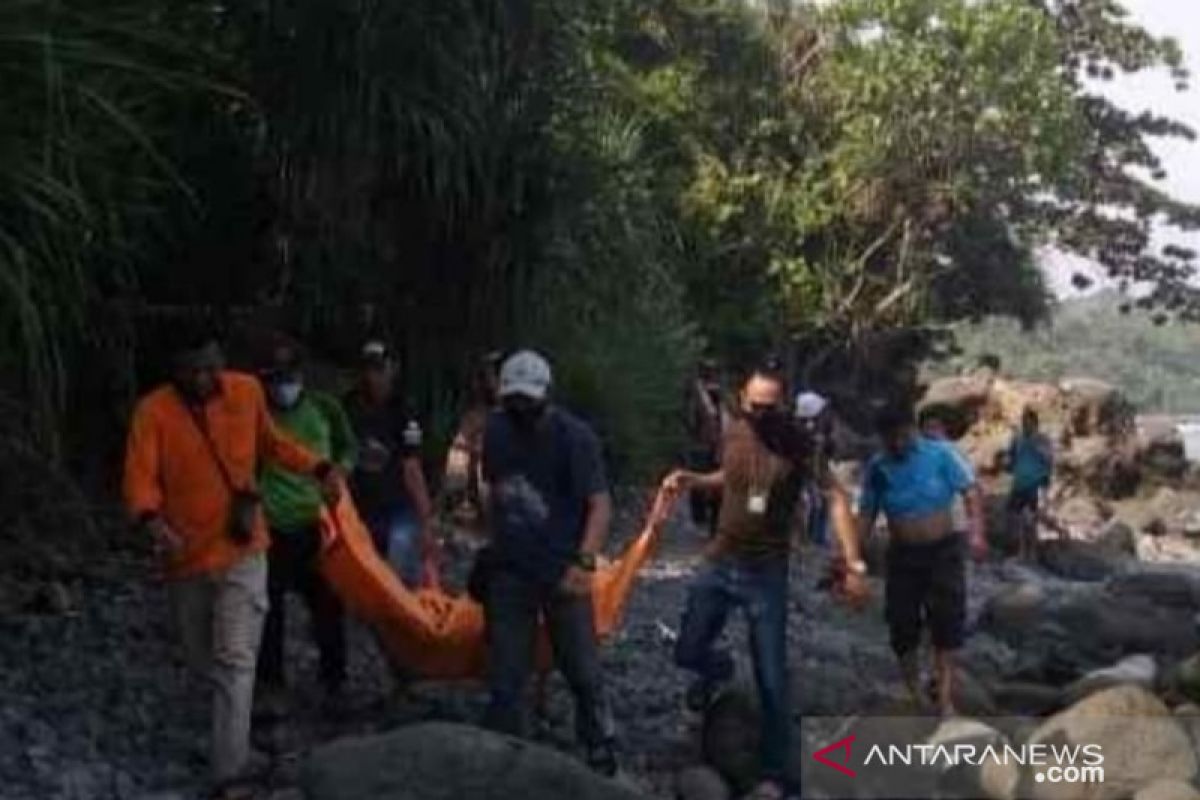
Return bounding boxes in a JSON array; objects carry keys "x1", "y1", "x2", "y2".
[{"x1": 260, "y1": 390, "x2": 357, "y2": 532}]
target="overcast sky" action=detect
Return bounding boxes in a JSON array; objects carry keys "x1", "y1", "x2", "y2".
[{"x1": 1045, "y1": 0, "x2": 1200, "y2": 297}]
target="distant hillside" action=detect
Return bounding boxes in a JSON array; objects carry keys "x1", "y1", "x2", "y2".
[{"x1": 934, "y1": 292, "x2": 1200, "y2": 414}]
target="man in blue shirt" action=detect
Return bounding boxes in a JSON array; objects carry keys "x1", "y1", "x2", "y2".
[
  {"x1": 859, "y1": 402, "x2": 987, "y2": 716},
  {"x1": 479, "y1": 350, "x2": 617, "y2": 775},
  {"x1": 1006, "y1": 408, "x2": 1055, "y2": 561}
]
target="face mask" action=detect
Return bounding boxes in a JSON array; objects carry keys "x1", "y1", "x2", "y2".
[
  {"x1": 505, "y1": 400, "x2": 546, "y2": 430},
  {"x1": 271, "y1": 380, "x2": 304, "y2": 409}
]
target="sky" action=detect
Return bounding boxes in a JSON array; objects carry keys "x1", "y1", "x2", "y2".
[{"x1": 1045, "y1": 0, "x2": 1200, "y2": 297}]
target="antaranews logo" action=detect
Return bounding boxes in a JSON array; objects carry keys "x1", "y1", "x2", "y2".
[{"x1": 808, "y1": 721, "x2": 1106, "y2": 798}]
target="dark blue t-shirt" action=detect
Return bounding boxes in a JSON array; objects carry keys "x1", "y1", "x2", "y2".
[{"x1": 482, "y1": 406, "x2": 608, "y2": 584}]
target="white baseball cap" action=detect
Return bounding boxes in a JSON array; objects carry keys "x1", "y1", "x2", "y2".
[
  {"x1": 795, "y1": 391, "x2": 828, "y2": 420},
  {"x1": 499, "y1": 350, "x2": 552, "y2": 400}
]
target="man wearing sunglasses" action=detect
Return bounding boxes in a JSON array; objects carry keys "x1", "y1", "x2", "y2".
[{"x1": 664, "y1": 364, "x2": 869, "y2": 800}]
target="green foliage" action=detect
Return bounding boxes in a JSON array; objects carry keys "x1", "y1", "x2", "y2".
[{"x1": 941, "y1": 291, "x2": 1200, "y2": 414}]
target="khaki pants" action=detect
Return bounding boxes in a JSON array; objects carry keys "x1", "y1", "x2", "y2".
[{"x1": 169, "y1": 552, "x2": 268, "y2": 784}]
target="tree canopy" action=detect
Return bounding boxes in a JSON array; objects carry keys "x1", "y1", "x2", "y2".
[{"x1": 1, "y1": 0, "x2": 1197, "y2": 481}]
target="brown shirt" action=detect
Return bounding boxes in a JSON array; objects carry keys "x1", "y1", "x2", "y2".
[{"x1": 709, "y1": 418, "x2": 806, "y2": 562}]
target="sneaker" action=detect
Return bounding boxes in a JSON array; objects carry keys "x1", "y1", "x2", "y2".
[{"x1": 586, "y1": 741, "x2": 619, "y2": 777}]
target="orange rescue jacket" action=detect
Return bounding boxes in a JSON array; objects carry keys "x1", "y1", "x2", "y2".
[{"x1": 123, "y1": 371, "x2": 322, "y2": 579}]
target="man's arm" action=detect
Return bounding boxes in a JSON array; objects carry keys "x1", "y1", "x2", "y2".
[
  {"x1": 124, "y1": 402, "x2": 163, "y2": 523},
  {"x1": 320, "y1": 393, "x2": 359, "y2": 473},
  {"x1": 579, "y1": 491, "x2": 613, "y2": 556},
  {"x1": 402, "y1": 456, "x2": 435, "y2": 530},
  {"x1": 963, "y1": 485, "x2": 988, "y2": 557},
  {"x1": 666, "y1": 469, "x2": 725, "y2": 494}
]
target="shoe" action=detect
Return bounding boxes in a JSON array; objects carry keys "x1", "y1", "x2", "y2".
[
  {"x1": 586, "y1": 741, "x2": 619, "y2": 777},
  {"x1": 684, "y1": 677, "x2": 731, "y2": 713}
]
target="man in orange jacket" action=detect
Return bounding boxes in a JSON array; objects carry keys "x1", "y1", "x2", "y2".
[{"x1": 123, "y1": 329, "x2": 341, "y2": 798}]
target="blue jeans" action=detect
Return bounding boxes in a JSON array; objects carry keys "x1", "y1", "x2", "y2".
[
  {"x1": 676, "y1": 558, "x2": 790, "y2": 782},
  {"x1": 366, "y1": 507, "x2": 422, "y2": 588},
  {"x1": 806, "y1": 487, "x2": 829, "y2": 547}
]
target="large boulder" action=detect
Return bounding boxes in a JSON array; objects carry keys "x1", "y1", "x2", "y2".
[
  {"x1": 675, "y1": 766, "x2": 730, "y2": 800},
  {"x1": 927, "y1": 718, "x2": 1020, "y2": 800},
  {"x1": 1063, "y1": 654, "x2": 1158, "y2": 705},
  {"x1": 1134, "y1": 780, "x2": 1200, "y2": 800},
  {"x1": 1172, "y1": 654, "x2": 1200, "y2": 705},
  {"x1": 302, "y1": 723, "x2": 647, "y2": 800},
  {"x1": 1107, "y1": 567, "x2": 1200, "y2": 612},
  {"x1": 919, "y1": 376, "x2": 995, "y2": 438},
  {"x1": 1060, "y1": 378, "x2": 1135, "y2": 438},
  {"x1": 1027, "y1": 686, "x2": 1198, "y2": 800},
  {"x1": 1037, "y1": 540, "x2": 1127, "y2": 583},
  {"x1": 701, "y1": 685, "x2": 761, "y2": 794}
]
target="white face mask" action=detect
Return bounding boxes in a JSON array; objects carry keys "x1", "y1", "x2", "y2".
[{"x1": 271, "y1": 380, "x2": 304, "y2": 408}]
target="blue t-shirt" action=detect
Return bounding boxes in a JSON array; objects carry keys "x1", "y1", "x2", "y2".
[
  {"x1": 482, "y1": 406, "x2": 608, "y2": 584},
  {"x1": 859, "y1": 437, "x2": 975, "y2": 522},
  {"x1": 1010, "y1": 434, "x2": 1053, "y2": 493}
]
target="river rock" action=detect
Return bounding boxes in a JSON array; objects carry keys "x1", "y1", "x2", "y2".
[
  {"x1": 1038, "y1": 540, "x2": 1127, "y2": 582},
  {"x1": 701, "y1": 685, "x2": 760, "y2": 794},
  {"x1": 1134, "y1": 780, "x2": 1200, "y2": 800},
  {"x1": 928, "y1": 718, "x2": 1018, "y2": 800},
  {"x1": 1094, "y1": 521, "x2": 1138, "y2": 559},
  {"x1": 1173, "y1": 654, "x2": 1200, "y2": 704},
  {"x1": 302, "y1": 722, "x2": 647, "y2": 800},
  {"x1": 1027, "y1": 686, "x2": 1198, "y2": 800},
  {"x1": 675, "y1": 766, "x2": 729, "y2": 800},
  {"x1": 992, "y1": 681, "x2": 1066, "y2": 716},
  {"x1": 1108, "y1": 568, "x2": 1200, "y2": 612},
  {"x1": 1063, "y1": 654, "x2": 1158, "y2": 705},
  {"x1": 981, "y1": 583, "x2": 1047, "y2": 633}
]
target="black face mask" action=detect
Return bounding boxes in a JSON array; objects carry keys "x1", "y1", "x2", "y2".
[
  {"x1": 747, "y1": 407, "x2": 799, "y2": 458},
  {"x1": 505, "y1": 399, "x2": 547, "y2": 431}
]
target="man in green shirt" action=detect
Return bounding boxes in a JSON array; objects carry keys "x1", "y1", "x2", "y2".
[{"x1": 255, "y1": 335, "x2": 358, "y2": 709}]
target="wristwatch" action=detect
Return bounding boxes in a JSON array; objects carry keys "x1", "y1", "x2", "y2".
[
  {"x1": 846, "y1": 559, "x2": 868, "y2": 576},
  {"x1": 575, "y1": 552, "x2": 598, "y2": 572}
]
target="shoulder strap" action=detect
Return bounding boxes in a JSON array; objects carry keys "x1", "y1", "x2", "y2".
[{"x1": 178, "y1": 391, "x2": 240, "y2": 494}]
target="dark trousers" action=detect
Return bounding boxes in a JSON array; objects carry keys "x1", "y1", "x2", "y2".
[
  {"x1": 483, "y1": 567, "x2": 614, "y2": 747},
  {"x1": 257, "y1": 525, "x2": 347, "y2": 691},
  {"x1": 675, "y1": 558, "x2": 790, "y2": 782}
]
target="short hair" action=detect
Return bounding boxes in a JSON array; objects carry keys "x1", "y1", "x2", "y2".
[
  {"x1": 165, "y1": 317, "x2": 221, "y2": 360},
  {"x1": 876, "y1": 400, "x2": 916, "y2": 435},
  {"x1": 744, "y1": 361, "x2": 789, "y2": 396},
  {"x1": 918, "y1": 405, "x2": 943, "y2": 428},
  {"x1": 1022, "y1": 407, "x2": 1040, "y2": 425}
]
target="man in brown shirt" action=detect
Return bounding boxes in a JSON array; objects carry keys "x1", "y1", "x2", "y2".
[{"x1": 665, "y1": 366, "x2": 868, "y2": 800}]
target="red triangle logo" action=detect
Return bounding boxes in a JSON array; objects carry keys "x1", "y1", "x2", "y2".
[{"x1": 813, "y1": 734, "x2": 857, "y2": 777}]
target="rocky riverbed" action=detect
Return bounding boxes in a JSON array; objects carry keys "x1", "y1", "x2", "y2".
[{"x1": 3, "y1": 494, "x2": 1200, "y2": 800}]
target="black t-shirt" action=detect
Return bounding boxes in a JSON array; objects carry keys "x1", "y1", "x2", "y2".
[
  {"x1": 343, "y1": 387, "x2": 423, "y2": 518},
  {"x1": 482, "y1": 406, "x2": 608, "y2": 585}
]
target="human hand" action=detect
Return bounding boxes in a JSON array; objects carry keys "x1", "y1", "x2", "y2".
[
  {"x1": 662, "y1": 470, "x2": 694, "y2": 496},
  {"x1": 558, "y1": 565, "x2": 594, "y2": 597},
  {"x1": 969, "y1": 530, "x2": 989, "y2": 563},
  {"x1": 319, "y1": 467, "x2": 344, "y2": 506},
  {"x1": 837, "y1": 569, "x2": 870, "y2": 610},
  {"x1": 148, "y1": 517, "x2": 184, "y2": 560}
]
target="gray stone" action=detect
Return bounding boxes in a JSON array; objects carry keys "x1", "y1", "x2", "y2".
[
  {"x1": 1108, "y1": 568, "x2": 1200, "y2": 612},
  {"x1": 701, "y1": 685, "x2": 760, "y2": 795},
  {"x1": 1134, "y1": 780, "x2": 1200, "y2": 800},
  {"x1": 675, "y1": 766, "x2": 730, "y2": 800},
  {"x1": 1064, "y1": 654, "x2": 1158, "y2": 705},
  {"x1": 991, "y1": 682, "x2": 1065, "y2": 716},
  {"x1": 303, "y1": 722, "x2": 647, "y2": 800},
  {"x1": 1027, "y1": 686, "x2": 1198, "y2": 800}
]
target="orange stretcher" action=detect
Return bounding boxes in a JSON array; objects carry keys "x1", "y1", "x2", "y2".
[{"x1": 317, "y1": 487, "x2": 674, "y2": 681}]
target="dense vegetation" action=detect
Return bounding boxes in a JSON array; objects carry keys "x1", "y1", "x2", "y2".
[
  {"x1": 941, "y1": 291, "x2": 1200, "y2": 415},
  {"x1": 2, "y1": 0, "x2": 1198, "y2": 498}
]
